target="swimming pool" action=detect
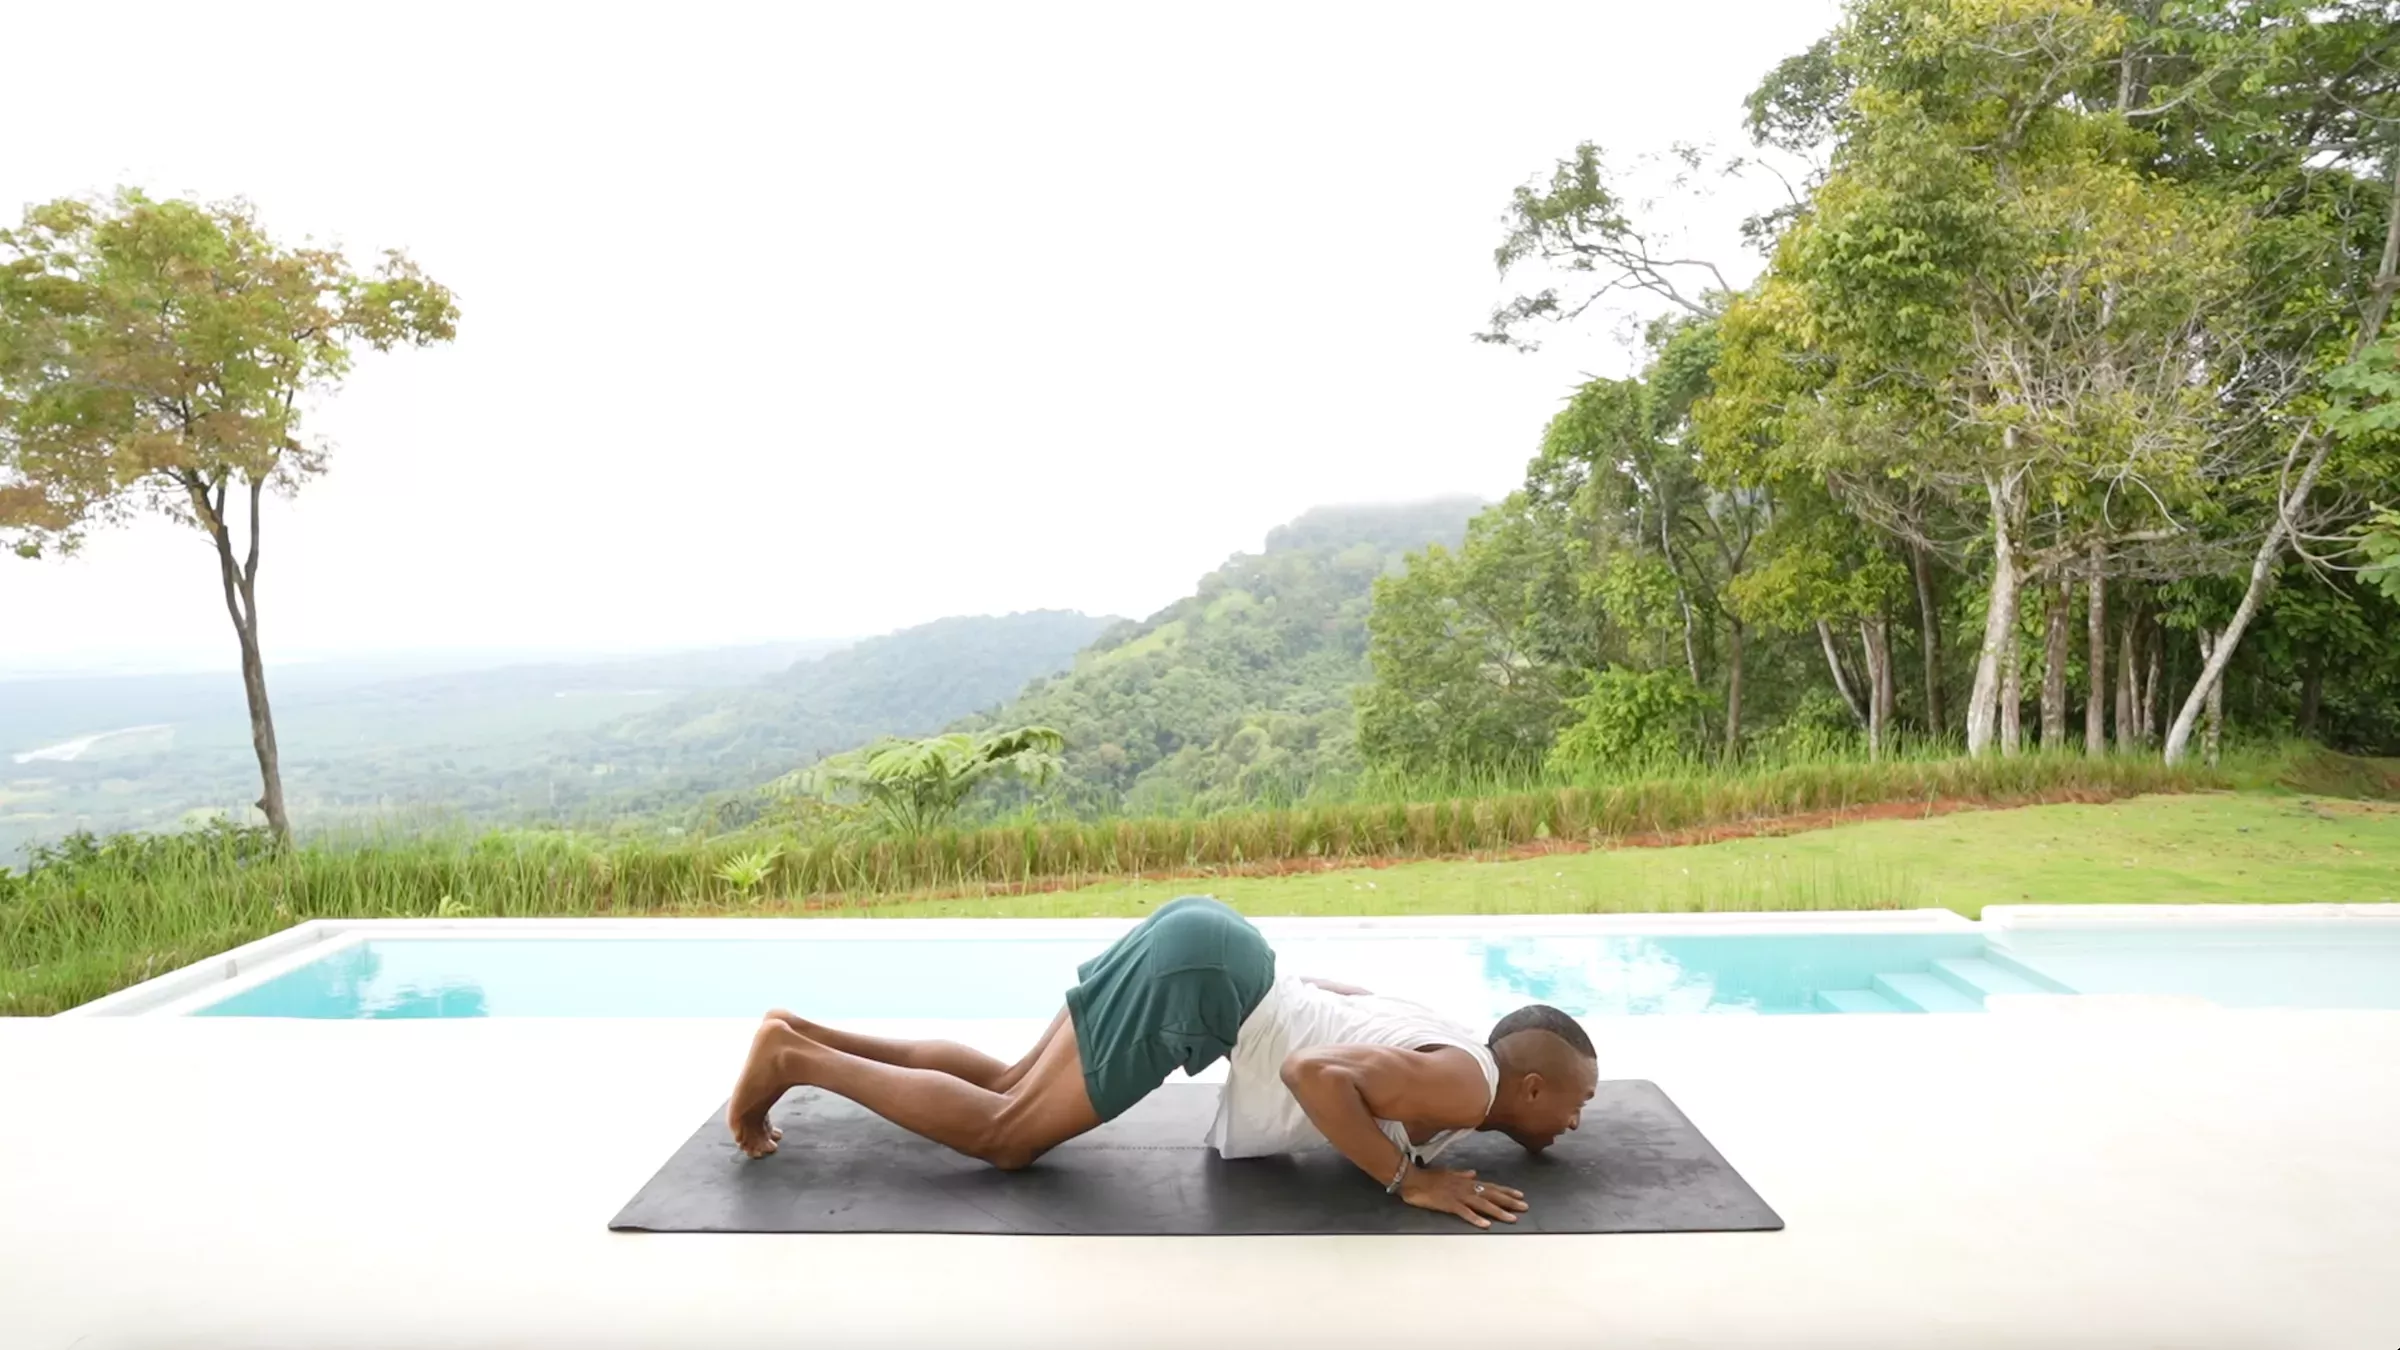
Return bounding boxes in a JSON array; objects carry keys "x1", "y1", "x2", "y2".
[{"x1": 116, "y1": 907, "x2": 2400, "y2": 1020}]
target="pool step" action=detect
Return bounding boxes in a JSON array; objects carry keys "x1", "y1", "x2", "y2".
[
  {"x1": 1871, "y1": 971, "x2": 1982, "y2": 1013},
  {"x1": 1930, "y1": 956, "x2": 2069, "y2": 1003},
  {"x1": 1814, "y1": 988, "x2": 1905, "y2": 1014}
]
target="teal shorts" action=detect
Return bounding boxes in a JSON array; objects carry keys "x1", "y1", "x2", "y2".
[{"x1": 1063, "y1": 895, "x2": 1276, "y2": 1121}]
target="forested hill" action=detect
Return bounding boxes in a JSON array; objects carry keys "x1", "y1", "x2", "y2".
[
  {"x1": 967, "y1": 499, "x2": 1483, "y2": 813},
  {"x1": 566, "y1": 610, "x2": 1120, "y2": 811}
]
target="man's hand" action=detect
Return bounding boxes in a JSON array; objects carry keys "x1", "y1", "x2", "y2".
[{"x1": 1399, "y1": 1166, "x2": 1527, "y2": 1229}]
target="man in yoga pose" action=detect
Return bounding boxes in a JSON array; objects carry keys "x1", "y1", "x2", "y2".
[{"x1": 727, "y1": 895, "x2": 1598, "y2": 1228}]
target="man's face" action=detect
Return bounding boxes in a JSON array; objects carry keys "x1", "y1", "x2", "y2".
[{"x1": 1507, "y1": 1058, "x2": 1598, "y2": 1153}]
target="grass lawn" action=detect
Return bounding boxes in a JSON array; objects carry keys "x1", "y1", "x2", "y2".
[{"x1": 835, "y1": 793, "x2": 2400, "y2": 920}]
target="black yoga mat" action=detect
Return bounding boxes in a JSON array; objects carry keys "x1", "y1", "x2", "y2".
[{"x1": 609, "y1": 1079, "x2": 1781, "y2": 1236}]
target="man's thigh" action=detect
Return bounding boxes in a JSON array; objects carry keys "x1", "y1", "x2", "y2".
[
  {"x1": 989, "y1": 1016, "x2": 1104, "y2": 1168},
  {"x1": 989, "y1": 1008, "x2": 1070, "y2": 1093}
]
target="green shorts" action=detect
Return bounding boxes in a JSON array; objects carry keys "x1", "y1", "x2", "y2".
[{"x1": 1063, "y1": 895, "x2": 1277, "y2": 1121}]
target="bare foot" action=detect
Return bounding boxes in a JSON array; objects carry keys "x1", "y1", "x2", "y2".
[{"x1": 728, "y1": 1018, "x2": 804, "y2": 1158}]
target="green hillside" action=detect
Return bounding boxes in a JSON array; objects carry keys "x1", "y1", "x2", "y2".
[
  {"x1": 566, "y1": 610, "x2": 1118, "y2": 812},
  {"x1": 968, "y1": 499, "x2": 1482, "y2": 814}
]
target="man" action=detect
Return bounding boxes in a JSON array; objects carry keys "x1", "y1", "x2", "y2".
[{"x1": 727, "y1": 895, "x2": 1598, "y2": 1229}]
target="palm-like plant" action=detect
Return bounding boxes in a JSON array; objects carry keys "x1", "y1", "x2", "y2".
[
  {"x1": 714, "y1": 845, "x2": 784, "y2": 896},
  {"x1": 786, "y1": 726, "x2": 1064, "y2": 837}
]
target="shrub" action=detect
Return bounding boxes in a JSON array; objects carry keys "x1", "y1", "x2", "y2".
[{"x1": 1545, "y1": 668, "x2": 1707, "y2": 774}]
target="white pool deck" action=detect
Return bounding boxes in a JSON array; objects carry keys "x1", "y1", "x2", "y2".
[{"x1": 4, "y1": 910, "x2": 2399, "y2": 1348}]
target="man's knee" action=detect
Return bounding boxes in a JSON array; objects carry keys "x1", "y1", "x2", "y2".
[
  {"x1": 972, "y1": 1113, "x2": 1056, "y2": 1172},
  {"x1": 985, "y1": 1141, "x2": 1043, "y2": 1172}
]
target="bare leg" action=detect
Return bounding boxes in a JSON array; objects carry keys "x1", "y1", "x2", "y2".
[
  {"x1": 763, "y1": 1008, "x2": 1066, "y2": 1092},
  {"x1": 728, "y1": 1009, "x2": 1101, "y2": 1169}
]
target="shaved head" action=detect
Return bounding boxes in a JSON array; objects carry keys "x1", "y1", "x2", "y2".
[
  {"x1": 1488, "y1": 1003, "x2": 1595, "y2": 1063},
  {"x1": 1483, "y1": 1004, "x2": 1597, "y2": 1152}
]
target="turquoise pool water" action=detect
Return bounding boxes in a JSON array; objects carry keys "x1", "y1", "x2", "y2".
[{"x1": 185, "y1": 924, "x2": 2400, "y2": 1020}]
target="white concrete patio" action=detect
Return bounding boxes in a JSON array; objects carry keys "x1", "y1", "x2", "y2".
[{"x1": 3, "y1": 1006, "x2": 2396, "y2": 1349}]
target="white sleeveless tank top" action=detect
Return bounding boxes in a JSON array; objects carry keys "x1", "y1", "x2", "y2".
[{"x1": 1207, "y1": 972, "x2": 1499, "y2": 1162}]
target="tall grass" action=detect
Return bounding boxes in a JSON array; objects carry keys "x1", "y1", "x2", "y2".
[{"x1": 0, "y1": 750, "x2": 2240, "y2": 1014}]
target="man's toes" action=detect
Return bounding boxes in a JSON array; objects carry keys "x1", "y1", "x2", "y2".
[{"x1": 770, "y1": 1127, "x2": 783, "y2": 1142}]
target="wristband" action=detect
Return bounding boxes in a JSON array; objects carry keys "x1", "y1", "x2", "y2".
[{"x1": 1384, "y1": 1153, "x2": 1411, "y2": 1194}]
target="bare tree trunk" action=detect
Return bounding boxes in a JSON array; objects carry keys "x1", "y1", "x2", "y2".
[
  {"x1": 1863, "y1": 614, "x2": 1894, "y2": 761},
  {"x1": 2000, "y1": 614, "x2": 2024, "y2": 757},
  {"x1": 2116, "y1": 606, "x2": 2139, "y2": 754},
  {"x1": 1723, "y1": 616, "x2": 1746, "y2": 762},
  {"x1": 1664, "y1": 510, "x2": 1702, "y2": 693},
  {"x1": 2141, "y1": 623, "x2": 2162, "y2": 745},
  {"x1": 190, "y1": 474, "x2": 291, "y2": 842},
  {"x1": 1818, "y1": 619, "x2": 1868, "y2": 728},
  {"x1": 1966, "y1": 468, "x2": 2022, "y2": 758},
  {"x1": 2166, "y1": 152, "x2": 2400, "y2": 764},
  {"x1": 2041, "y1": 577, "x2": 2070, "y2": 751},
  {"x1": 1675, "y1": 590, "x2": 1701, "y2": 690},
  {"x1": 2085, "y1": 544, "x2": 2108, "y2": 755},
  {"x1": 1910, "y1": 542, "x2": 1944, "y2": 739},
  {"x1": 2198, "y1": 628, "x2": 2225, "y2": 766}
]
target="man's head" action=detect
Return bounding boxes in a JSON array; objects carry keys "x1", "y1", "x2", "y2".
[{"x1": 1483, "y1": 1004, "x2": 1597, "y2": 1152}]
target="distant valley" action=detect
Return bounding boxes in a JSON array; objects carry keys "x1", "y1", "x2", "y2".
[{"x1": 2, "y1": 501, "x2": 1480, "y2": 861}]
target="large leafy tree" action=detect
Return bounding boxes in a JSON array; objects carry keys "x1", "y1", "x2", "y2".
[{"x1": 0, "y1": 191, "x2": 458, "y2": 838}]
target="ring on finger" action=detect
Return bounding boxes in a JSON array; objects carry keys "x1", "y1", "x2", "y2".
[{"x1": 1474, "y1": 1183, "x2": 1485, "y2": 1194}]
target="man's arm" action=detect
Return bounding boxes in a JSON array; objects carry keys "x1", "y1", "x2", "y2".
[
  {"x1": 1299, "y1": 976, "x2": 1372, "y2": 996},
  {"x1": 1279, "y1": 1044, "x2": 1527, "y2": 1228}
]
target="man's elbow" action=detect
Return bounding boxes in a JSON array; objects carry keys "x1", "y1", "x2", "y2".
[{"x1": 1279, "y1": 1048, "x2": 1342, "y2": 1095}]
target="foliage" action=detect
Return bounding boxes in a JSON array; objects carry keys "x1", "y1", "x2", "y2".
[
  {"x1": 1545, "y1": 668, "x2": 1710, "y2": 774},
  {"x1": 972, "y1": 500, "x2": 1483, "y2": 813},
  {"x1": 1755, "y1": 688, "x2": 1866, "y2": 762},
  {"x1": 0, "y1": 190, "x2": 457, "y2": 556},
  {"x1": 713, "y1": 845, "x2": 783, "y2": 895},
  {"x1": 1357, "y1": 504, "x2": 1594, "y2": 777},
  {"x1": 2364, "y1": 506, "x2": 2400, "y2": 604},
  {"x1": 792, "y1": 727, "x2": 1064, "y2": 837}
]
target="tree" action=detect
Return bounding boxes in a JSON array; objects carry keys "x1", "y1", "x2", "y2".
[
  {"x1": 791, "y1": 727, "x2": 1065, "y2": 837},
  {"x1": 0, "y1": 191, "x2": 458, "y2": 839},
  {"x1": 1356, "y1": 506, "x2": 1595, "y2": 777},
  {"x1": 1726, "y1": 496, "x2": 1908, "y2": 757},
  {"x1": 1477, "y1": 143, "x2": 1737, "y2": 350}
]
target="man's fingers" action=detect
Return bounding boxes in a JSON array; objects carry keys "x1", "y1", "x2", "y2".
[
  {"x1": 1470, "y1": 1194, "x2": 1520, "y2": 1223},
  {"x1": 1450, "y1": 1201, "x2": 1491, "y2": 1229}
]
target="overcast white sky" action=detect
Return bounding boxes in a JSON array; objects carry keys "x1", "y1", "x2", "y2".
[{"x1": 1, "y1": 0, "x2": 1841, "y2": 676}]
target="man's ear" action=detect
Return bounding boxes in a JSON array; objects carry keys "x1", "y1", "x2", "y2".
[{"x1": 1519, "y1": 1071, "x2": 1547, "y2": 1103}]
